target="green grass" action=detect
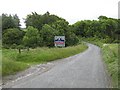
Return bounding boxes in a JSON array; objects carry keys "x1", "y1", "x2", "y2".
[
  {"x1": 102, "y1": 44, "x2": 118, "y2": 88},
  {"x1": 81, "y1": 37, "x2": 119, "y2": 88},
  {"x1": 0, "y1": 40, "x2": 1, "y2": 50},
  {"x1": 0, "y1": 50, "x2": 2, "y2": 77},
  {"x1": 2, "y1": 44, "x2": 88, "y2": 76},
  {"x1": 2, "y1": 58, "x2": 29, "y2": 76}
]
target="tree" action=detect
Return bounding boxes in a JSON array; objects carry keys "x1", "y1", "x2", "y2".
[
  {"x1": 72, "y1": 21, "x2": 87, "y2": 37},
  {"x1": 25, "y1": 12, "x2": 63, "y2": 30},
  {"x1": 23, "y1": 26, "x2": 41, "y2": 48},
  {"x1": 72, "y1": 20, "x2": 93, "y2": 37},
  {"x1": 65, "y1": 31, "x2": 79, "y2": 46},
  {"x1": 13, "y1": 14, "x2": 21, "y2": 28},
  {"x1": 40, "y1": 24, "x2": 57, "y2": 47},
  {"x1": 0, "y1": 15, "x2": 1, "y2": 27},
  {"x1": 2, "y1": 14, "x2": 20, "y2": 32},
  {"x1": 0, "y1": 16, "x2": 2, "y2": 40},
  {"x1": 99, "y1": 18, "x2": 118, "y2": 41},
  {"x1": 98, "y1": 16, "x2": 108, "y2": 20},
  {"x1": 25, "y1": 12, "x2": 42, "y2": 30},
  {"x1": 51, "y1": 20, "x2": 69, "y2": 35},
  {"x1": 3, "y1": 28, "x2": 24, "y2": 46}
]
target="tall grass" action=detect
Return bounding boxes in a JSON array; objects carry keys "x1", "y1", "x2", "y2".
[
  {"x1": 2, "y1": 58, "x2": 29, "y2": 76},
  {"x1": 81, "y1": 37, "x2": 119, "y2": 88},
  {"x1": 102, "y1": 44, "x2": 118, "y2": 88},
  {"x1": 0, "y1": 40, "x2": 1, "y2": 50},
  {"x1": 16, "y1": 44, "x2": 87, "y2": 63},
  {"x1": 0, "y1": 50, "x2": 2, "y2": 78},
  {"x1": 2, "y1": 44, "x2": 88, "y2": 76}
]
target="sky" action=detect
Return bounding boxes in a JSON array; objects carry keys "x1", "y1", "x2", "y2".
[{"x1": 0, "y1": 0, "x2": 119, "y2": 28}]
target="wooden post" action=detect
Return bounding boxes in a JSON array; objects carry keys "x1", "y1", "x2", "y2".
[
  {"x1": 19, "y1": 48, "x2": 21, "y2": 54},
  {"x1": 27, "y1": 47, "x2": 29, "y2": 51}
]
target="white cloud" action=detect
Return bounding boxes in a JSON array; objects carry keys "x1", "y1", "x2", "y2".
[{"x1": 0, "y1": 0, "x2": 119, "y2": 28}]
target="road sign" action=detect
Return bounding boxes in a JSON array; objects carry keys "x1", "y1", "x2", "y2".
[{"x1": 54, "y1": 36, "x2": 65, "y2": 47}]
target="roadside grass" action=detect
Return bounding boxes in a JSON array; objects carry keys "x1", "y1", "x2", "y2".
[
  {"x1": 83, "y1": 37, "x2": 119, "y2": 88},
  {"x1": 0, "y1": 40, "x2": 1, "y2": 50},
  {"x1": 2, "y1": 43, "x2": 88, "y2": 76},
  {"x1": 0, "y1": 50, "x2": 2, "y2": 78},
  {"x1": 2, "y1": 58, "x2": 29, "y2": 76},
  {"x1": 102, "y1": 44, "x2": 118, "y2": 88}
]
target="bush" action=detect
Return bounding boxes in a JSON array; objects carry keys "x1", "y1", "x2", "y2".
[
  {"x1": 23, "y1": 26, "x2": 41, "y2": 48},
  {"x1": 3, "y1": 28, "x2": 24, "y2": 45}
]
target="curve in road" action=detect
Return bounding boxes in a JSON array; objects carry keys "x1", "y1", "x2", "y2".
[{"x1": 3, "y1": 43, "x2": 111, "y2": 88}]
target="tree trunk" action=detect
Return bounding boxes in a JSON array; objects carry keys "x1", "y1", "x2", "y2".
[
  {"x1": 27, "y1": 47, "x2": 29, "y2": 51},
  {"x1": 19, "y1": 49, "x2": 21, "y2": 54}
]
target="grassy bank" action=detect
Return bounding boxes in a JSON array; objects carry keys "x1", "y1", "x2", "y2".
[
  {"x1": 0, "y1": 50, "x2": 2, "y2": 77},
  {"x1": 0, "y1": 40, "x2": 1, "y2": 50},
  {"x1": 102, "y1": 44, "x2": 118, "y2": 88},
  {"x1": 92, "y1": 42, "x2": 119, "y2": 88},
  {"x1": 82, "y1": 38, "x2": 118, "y2": 88},
  {"x1": 2, "y1": 43, "x2": 88, "y2": 76}
]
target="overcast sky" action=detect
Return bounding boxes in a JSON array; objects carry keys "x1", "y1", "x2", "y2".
[{"x1": 0, "y1": 0, "x2": 119, "y2": 28}]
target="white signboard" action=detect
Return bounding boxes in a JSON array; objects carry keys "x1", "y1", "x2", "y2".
[{"x1": 54, "y1": 36, "x2": 65, "y2": 47}]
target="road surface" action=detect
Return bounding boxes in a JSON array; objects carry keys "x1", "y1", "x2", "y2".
[{"x1": 3, "y1": 43, "x2": 111, "y2": 88}]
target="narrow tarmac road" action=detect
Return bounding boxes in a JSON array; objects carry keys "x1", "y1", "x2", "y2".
[{"x1": 3, "y1": 43, "x2": 111, "y2": 88}]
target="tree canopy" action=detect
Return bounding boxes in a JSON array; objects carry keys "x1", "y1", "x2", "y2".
[
  {"x1": 3, "y1": 28, "x2": 24, "y2": 46},
  {"x1": 23, "y1": 26, "x2": 40, "y2": 48},
  {"x1": 2, "y1": 12, "x2": 120, "y2": 49},
  {"x1": 2, "y1": 14, "x2": 20, "y2": 32}
]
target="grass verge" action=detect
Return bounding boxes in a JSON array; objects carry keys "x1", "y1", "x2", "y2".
[
  {"x1": 82, "y1": 37, "x2": 119, "y2": 88},
  {"x1": 2, "y1": 43, "x2": 88, "y2": 76},
  {"x1": 102, "y1": 44, "x2": 118, "y2": 88}
]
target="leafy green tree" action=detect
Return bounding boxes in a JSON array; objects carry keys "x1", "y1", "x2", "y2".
[
  {"x1": 51, "y1": 20, "x2": 69, "y2": 35},
  {"x1": 13, "y1": 14, "x2": 21, "y2": 28},
  {"x1": 3, "y1": 28, "x2": 24, "y2": 46},
  {"x1": 2, "y1": 14, "x2": 20, "y2": 32},
  {"x1": 98, "y1": 16, "x2": 108, "y2": 20},
  {"x1": 72, "y1": 21, "x2": 86, "y2": 37},
  {"x1": 99, "y1": 18, "x2": 118, "y2": 41},
  {"x1": 0, "y1": 15, "x2": 1, "y2": 27},
  {"x1": 72, "y1": 20, "x2": 93, "y2": 37},
  {"x1": 25, "y1": 12, "x2": 63, "y2": 30},
  {"x1": 23, "y1": 26, "x2": 41, "y2": 48},
  {"x1": 51, "y1": 20, "x2": 79, "y2": 46},
  {"x1": 0, "y1": 16, "x2": 2, "y2": 40},
  {"x1": 40, "y1": 24, "x2": 57, "y2": 47},
  {"x1": 72, "y1": 16, "x2": 119, "y2": 43},
  {"x1": 65, "y1": 31, "x2": 79, "y2": 46}
]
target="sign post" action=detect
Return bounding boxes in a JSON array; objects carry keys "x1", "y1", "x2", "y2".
[{"x1": 54, "y1": 36, "x2": 65, "y2": 47}]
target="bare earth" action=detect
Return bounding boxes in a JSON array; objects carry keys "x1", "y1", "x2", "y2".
[{"x1": 2, "y1": 43, "x2": 111, "y2": 88}]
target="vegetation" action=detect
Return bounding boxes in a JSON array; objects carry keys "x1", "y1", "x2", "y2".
[
  {"x1": 2, "y1": 14, "x2": 20, "y2": 31},
  {"x1": 82, "y1": 38, "x2": 119, "y2": 88},
  {"x1": 1, "y1": 12, "x2": 119, "y2": 87},
  {"x1": 72, "y1": 17, "x2": 119, "y2": 43},
  {"x1": 2, "y1": 44, "x2": 87, "y2": 76},
  {"x1": 23, "y1": 26, "x2": 40, "y2": 48},
  {"x1": 2, "y1": 12, "x2": 79, "y2": 48},
  {"x1": 102, "y1": 44, "x2": 118, "y2": 88},
  {"x1": 3, "y1": 28, "x2": 24, "y2": 47},
  {"x1": 0, "y1": 40, "x2": 2, "y2": 50},
  {"x1": 2, "y1": 12, "x2": 120, "y2": 49},
  {"x1": 0, "y1": 50, "x2": 2, "y2": 77},
  {"x1": 2, "y1": 57, "x2": 29, "y2": 77}
]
